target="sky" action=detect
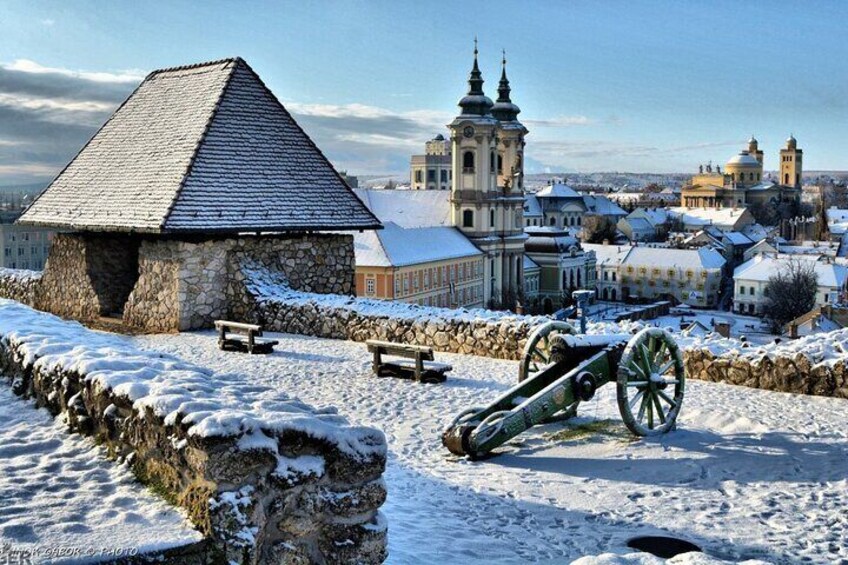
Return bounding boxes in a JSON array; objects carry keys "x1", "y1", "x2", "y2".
[{"x1": 0, "y1": 0, "x2": 847, "y2": 186}]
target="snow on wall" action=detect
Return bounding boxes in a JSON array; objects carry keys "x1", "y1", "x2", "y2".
[
  {"x1": 0, "y1": 267, "x2": 41, "y2": 306},
  {"x1": 0, "y1": 299, "x2": 388, "y2": 564}
]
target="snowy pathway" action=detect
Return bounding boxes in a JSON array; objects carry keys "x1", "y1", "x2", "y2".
[
  {"x1": 0, "y1": 387, "x2": 202, "y2": 564},
  {"x1": 133, "y1": 331, "x2": 848, "y2": 564}
]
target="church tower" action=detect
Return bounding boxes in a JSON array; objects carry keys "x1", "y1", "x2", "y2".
[
  {"x1": 748, "y1": 135, "x2": 764, "y2": 165},
  {"x1": 450, "y1": 42, "x2": 527, "y2": 308},
  {"x1": 779, "y1": 135, "x2": 802, "y2": 188}
]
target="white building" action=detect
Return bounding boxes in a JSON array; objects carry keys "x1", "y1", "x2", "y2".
[
  {"x1": 0, "y1": 211, "x2": 54, "y2": 270},
  {"x1": 668, "y1": 207, "x2": 755, "y2": 233},
  {"x1": 733, "y1": 255, "x2": 848, "y2": 315},
  {"x1": 583, "y1": 243, "x2": 726, "y2": 307},
  {"x1": 524, "y1": 181, "x2": 627, "y2": 231}
]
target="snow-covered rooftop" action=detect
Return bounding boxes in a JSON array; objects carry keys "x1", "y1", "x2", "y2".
[
  {"x1": 18, "y1": 58, "x2": 380, "y2": 234},
  {"x1": 669, "y1": 207, "x2": 751, "y2": 230},
  {"x1": 353, "y1": 188, "x2": 451, "y2": 228},
  {"x1": 734, "y1": 254, "x2": 848, "y2": 288},
  {"x1": 523, "y1": 194, "x2": 543, "y2": 217},
  {"x1": 353, "y1": 222, "x2": 482, "y2": 268},
  {"x1": 536, "y1": 181, "x2": 580, "y2": 199}
]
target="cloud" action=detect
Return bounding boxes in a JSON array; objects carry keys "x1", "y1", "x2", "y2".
[
  {"x1": 0, "y1": 60, "x2": 139, "y2": 185},
  {"x1": 40, "y1": 18, "x2": 55, "y2": 27},
  {"x1": 523, "y1": 115, "x2": 594, "y2": 127}
]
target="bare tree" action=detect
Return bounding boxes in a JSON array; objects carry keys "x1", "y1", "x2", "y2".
[
  {"x1": 762, "y1": 258, "x2": 818, "y2": 333},
  {"x1": 581, "y1": 214, "x2": 617, "y2": 243}
]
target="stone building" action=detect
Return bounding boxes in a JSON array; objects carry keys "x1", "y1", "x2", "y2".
[
  {"x1": 17, "y1": 57, "x2": 380, "y2": 331},
  {"x1": 524, "y1": 226, "x2": 597, "y2": 313},
  {"x1": 525, "y1": 181, "x2": 627, "y2": 230},
  {"x1": 681, "y1": 136, "x2": 802, "y2": 209},
  {"x1": 410, "y1": 134, "x2": 452, "y2": 190}
]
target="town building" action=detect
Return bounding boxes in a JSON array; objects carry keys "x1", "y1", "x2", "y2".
[
  {"x1": 353, "y1": 222, "x2": 484, "y2": 308},
  {"x1": 733, "y1": 255, "x2": 847, "y2": 315},
  {"x1": 523, "y1": 255, "x2": 541, "y2": 302},
  {"x1": 583, "y1": 243, "x2": 726, "y2": 307},
  {"x1": 681, "y1": 137, "x2": 802, "y2": 209},
  {"x1": 524, "y1": 181, "x2": 627, "y2": 230},
  {"x1": 668, "y1": 206, "x2": 755, "y2": 233},
  {"x1": 617, "y1": 208, "x2": 670, "y2": 242},
  {"x1": 524, "y1": 227, "x2": 596, "y2": 313},
  {"x1": 0, "y1": 210, "x2": 54, "y2": 270},
  {"x1": 410, "y1": 134, "x2": 451, "y2": 190}
]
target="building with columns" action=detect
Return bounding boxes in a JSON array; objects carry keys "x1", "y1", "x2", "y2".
[
  {"x1": 449, "y1": 46, "x2": 528, "y2": 308},
  {"x1": 681, "y1": 136, "x2": 802, "y2": 209}
]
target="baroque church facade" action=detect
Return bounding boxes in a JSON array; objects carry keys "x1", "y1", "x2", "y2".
[{"x1": 448, "y1": 45, "x2": 528, "y2": 307}]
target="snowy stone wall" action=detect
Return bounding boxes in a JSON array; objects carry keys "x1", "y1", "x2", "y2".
[
  {"x1": 0, "y1": 301, "x2": 388, "y2": 564},
  {"x1": 0, "y1": 268, "x2": 41, "y2": 306},
  {"x1": 236, "y1": 266, "x2": 548, "y2": 361},
  {"x1": 684, "y1": 343, "x2": 848, "y2": 399}
]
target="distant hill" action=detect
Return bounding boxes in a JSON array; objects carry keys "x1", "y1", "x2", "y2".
[{"x1": 0, "y1": 182, "x2": 46, "y2": 195}]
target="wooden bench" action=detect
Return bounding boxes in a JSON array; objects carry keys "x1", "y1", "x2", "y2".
[
  {"x1": 214, "y1": 320, "x2": 279, "y2": 354},
  {"x1": 365, "y1": 340, "x2": 452, "y2": 383}
]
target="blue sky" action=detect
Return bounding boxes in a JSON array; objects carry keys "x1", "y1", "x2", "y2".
[{"x1": 1, "y1": 0, "x2": 847, "y2": 184}]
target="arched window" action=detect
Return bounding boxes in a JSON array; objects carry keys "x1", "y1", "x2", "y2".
[
  {"x1": 497, "y1": 154, "x2": 503, "y2": 175},
  {"x1": 784, "y1": 173, "x2": 789, "y2": 184},
  {"x1": 489, "y1": 151, "x2": 495, "y2": 174},
  {"x1": 463, "y1": 210, "x2": 474, "y2": 228},
  {"x1": 549, "y1": 216, "x2": 556, "y2": 226},
  {"x1": 489, "y1": 209, "x2": 495, "y2": 227},
  {"x1": 463, "y1": 151, "x2": 475, "y2": 173}
]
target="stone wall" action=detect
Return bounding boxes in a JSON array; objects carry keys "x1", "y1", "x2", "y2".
[
  {"x1": 124, "y1": 233, "x2": 354, "y2": 332},
  {"x1": 0, "y1": 302, "x2": 387, "y2": 564},
  {"x1": 0, "y1": 268, "x2": 41, "y2": 306},
  {"x1": 683, "y1": 348, "x2": 848, "y2": 399},
  {"x1": 34, "y1": 233, "x2": 140, "y2": 320}
]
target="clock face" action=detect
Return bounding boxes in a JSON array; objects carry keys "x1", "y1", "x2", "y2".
[{"x1": 463, "y1": 126, "x2": 475, "y2": 138}]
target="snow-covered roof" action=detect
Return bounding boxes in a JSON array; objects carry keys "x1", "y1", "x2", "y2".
[
  {"x1": 536, "y1": 182, "x2": 580, "y2": 199},
  {"x1": 625, "y1": 217, "x2": 654, "y2": 232},
  {"x1": 525, "y1": 226, "x2": 581, "y2": 254},
  {"x1": 353, "y1": 189, "x2": 451, "y2": 228},
  {"x1": 523, "y1": 255, "x2": 540, "y2": 271},
  {"x1": 582, "y1": 195, "x2": 627, "y2": 217},
  {"x1": 582, "y1": 243, "x2": 630, "y2": 266},
  {"x1": 623, "y1": 246, "x2": 726, "y2": 270},
  {"x1": 723, "y1": 231, "x2": 753, "y2": 246},
  {"x1": 747, "y1": 181, "x2": 777, "y2": 191},
  {"x1": 628, "y1": 207, "x2": 669, "y2": 227},
  {"x1": 741, "y1": 223, "x2": 770, "y2": 242},
  {"x1": 734, "y1": 255, "x2": 848, "y2": 288},
  {"x1": 18, "y1": 58, "x2": 380, "y2": 234},
  {"x1": 726, "y1": 152, "x2": 761, "y2": 167},
  {"x1": 826, "y1": 207, "x2": 848, "y2": 224},
  {"x1": 523, "y1": 194, "x2": 543, "y2": 217},
  {"x1": 353, "y1": 223, "x2": 482, "y2": 268},
  {"x1": 669, "y1": 207, "x2": 751, "y2": 230}
]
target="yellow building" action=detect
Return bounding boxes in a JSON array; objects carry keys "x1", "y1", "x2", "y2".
[
  {"x1": 681, "y1": 136, "x2": 801, "y2": 209},
  {"x1": 353, "y1": 223, "x2": 485, "y2": 308}
]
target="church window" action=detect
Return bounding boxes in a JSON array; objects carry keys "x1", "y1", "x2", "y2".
[
  {"x1": 749, "y1": 173, "x2": 754, "y2": 181},
  {"x1": 463, "y1": 151, "x2": 475, "y2": 173},
  {"x1": 784, "y1": 173, "x2": 789, "y2": 184},
  {"x1": 427, "y1": 169, "x2": 436, "y2": 182},
  {"x1": 490, "y1": 151, "x2": 495, "y2": 173},
  {"x1": 415, "y1": 170, "x2": 422, "y2": 183},
  {"x1": 490, "y1": 209, "x2": 495, "y2": 227},
  {"x1": 549, "y1": 217, "x2": 556, "y2": 226},
  {"x1": 497, "y1": 154, "x2": 503, "y2": 175},
  {"x1": 440, "y1": 170, "x2": 448, "y2": 183},
  {"x1": 463, "y1": 209, "x2": 474, "y2": 228}
]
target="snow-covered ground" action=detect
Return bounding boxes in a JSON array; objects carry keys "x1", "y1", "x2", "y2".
[
  {"x1": 0, "y1": 386, "x2": 202, "y2": 564},
  {"x1": 132, "y1": 330, "x2": 848, "y2": 565}
]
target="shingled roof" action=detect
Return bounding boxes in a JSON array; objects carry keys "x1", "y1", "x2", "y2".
[{"x1": 18, "y1": 58, "x2": 381, "y2": 234}]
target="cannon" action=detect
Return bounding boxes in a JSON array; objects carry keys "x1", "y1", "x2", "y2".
[{"x1": 442, "y1": 293, "x2": 686, "y2": 459}]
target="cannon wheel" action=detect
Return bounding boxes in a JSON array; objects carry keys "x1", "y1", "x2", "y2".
[
  {"x1": 518, "y1": 321, "x2": 576, "y2": 383},
  {"x1": 616, "y1": 328, "x2": 685, "y2": 436}
]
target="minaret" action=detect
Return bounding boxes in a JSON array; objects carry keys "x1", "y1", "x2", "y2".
[
  {"x1": 449, "y1": 42, "x2": 527, "y2": 309},
  {"x1": 779, "y1": 134, "x2": 803, "y2": 188}
]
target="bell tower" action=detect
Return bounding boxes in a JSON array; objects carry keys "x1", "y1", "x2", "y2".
[
  {"x1": 449, "y1": 41, "x2": 528, "y2": 309},
  {"x1": 779, "y1": 135, "x2": 802, "y2": 188}
]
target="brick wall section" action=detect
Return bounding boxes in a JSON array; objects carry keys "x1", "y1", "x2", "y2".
[{"x1": 0, "y1": 310, "x2": 388, "y2": 564}]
